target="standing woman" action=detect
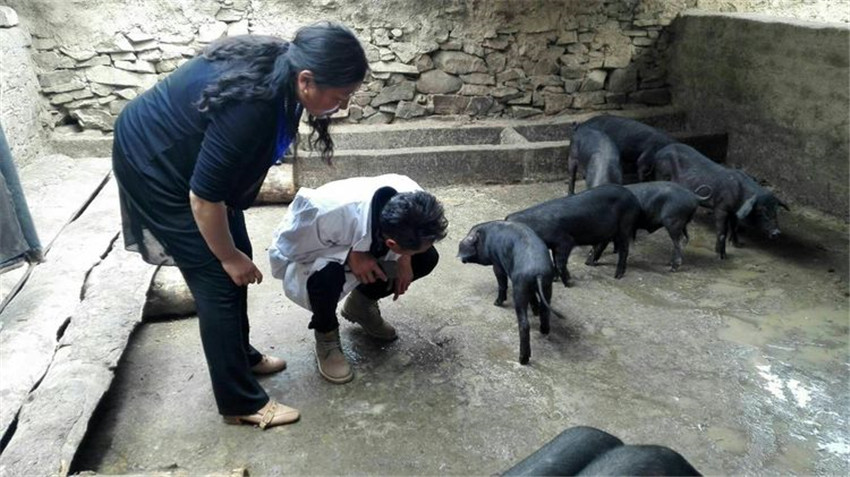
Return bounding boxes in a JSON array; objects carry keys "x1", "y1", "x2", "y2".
[{"x1": 112, "y1": 22, "x2": 368, "y2": 429}]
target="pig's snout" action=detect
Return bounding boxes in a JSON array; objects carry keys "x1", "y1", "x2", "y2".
[{"x1": 769, "y1": 229, "x2": 781, "y2": 239}]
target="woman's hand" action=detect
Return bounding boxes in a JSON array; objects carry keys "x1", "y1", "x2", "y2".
[
  {"x1": 393, "y1": 255, "x2": 413, "y2": 301},
  {"x1": 347, "y1": 251, "x2": 387, "y2": 284},
  {"x1": 221, "y1": 250, "x2": 263, "y2": 286}
]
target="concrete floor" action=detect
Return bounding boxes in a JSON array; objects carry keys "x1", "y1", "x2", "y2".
[{"x1": 73, "y1": 181, "x2": 849, "y2": 476}]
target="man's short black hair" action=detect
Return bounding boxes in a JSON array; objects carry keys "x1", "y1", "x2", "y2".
[{"x1": 379, "y1": 191, "x2": 448, "y2": 251}]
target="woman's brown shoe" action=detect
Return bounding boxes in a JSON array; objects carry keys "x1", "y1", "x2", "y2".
[
  {"x1": 223, "y1": 400, "x2": 300, "y2": 429},
  {"x1": 251, "y1": 354, "x2": 286, "y2": 375}
]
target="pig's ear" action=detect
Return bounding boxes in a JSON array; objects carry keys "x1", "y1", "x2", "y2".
[
  {"x1": 778, "y1": 198, "x2": 790, "y2": 211},
  {"x1": 736, "y1": 195, "x2": 757, "y2": 220}
]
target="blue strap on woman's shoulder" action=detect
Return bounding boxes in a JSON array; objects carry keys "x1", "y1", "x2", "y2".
[{"x1": 273, "y1": 103, "x2": 303, "y2": 165}]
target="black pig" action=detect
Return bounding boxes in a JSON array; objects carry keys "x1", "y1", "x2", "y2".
[
  {"x1": 458, "y1": 220, "x2": 563, "y2": 365},
  {"x1": 626, "y1": 182, "x2": 704, "y2": 271},
  {"x1": 567, "y1": 127, "x2": 622, "y2": 194},
  {"x1": 580, "y1": 115, "x2": 675, "y2": 181},
  {"x1": 502, "y1": 426, "x2": 701, "y2": 476},
  {"x1": 506, "y1": 184, "x2": 641, "y2": 285},
  {"x1": 652, "y1": 143, "x2": 789, "y2": 259}
]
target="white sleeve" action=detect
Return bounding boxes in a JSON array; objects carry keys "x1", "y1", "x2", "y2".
[{"x1": 271, "y1": 198, "x2": 365, "y2": 265}]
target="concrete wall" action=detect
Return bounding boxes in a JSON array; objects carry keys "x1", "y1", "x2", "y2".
[
  {"x1": 669, "y1": 11, "x2": 849, "y2": 219},
  {"x1": 0, "y1": 6, "x2": 46, "y2": 168}
]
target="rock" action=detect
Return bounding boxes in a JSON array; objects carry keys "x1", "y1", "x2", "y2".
[
  {"x1": 90, "y1": 83, "x2": 113, "y2": 97},
  {"x1": 395, "y1": 100, "x2": 427, "y2": 119},
  {"x1": 466, "y1": 96, "x2": 494, "y2": 117},
  {"x1": 544, "y1": 93, "x2": 572, "y2": 114},
  {"x1": 378, "y1": 103, "x2": 397, "y2": 114},
  {"x1": 507, "y1": 92, "x2": 532, "y2": 105},
  {"x1": 49, "y1": 93, "x2": 75, "y2": 105},
  {"x1": 198, "y1": 22, "x2": 228, "y2": 43},
  {"x1": 607, "y1": 68, "x2": 637, "y2": 94},
  {"x1": 32, "y1": 51, "x2": 75, "y2": 70},
  {"x1": 483, "y1": 36, "x2": 509, "y2": 50},
  {"x1": 432, "y1": 51, "x2": 487, "y2": 75},
  {"x1": 109, "y1": 100, "x2": 129, "y2": 115},
  {"x1": 490, "y1": 87, "x2": 523, "y2": 101},
  {"x1": 510, "y1": 106, "x2": 543, "y2": 119},
  {"x1": 500, "y1": 127, "x2": 528, "y2": 144},
  {"x1": 77, "y1": 55, "x2": 111, "y2": 68},
  {"x1": 70, "y1": 108, "x2": 115, "y2": 131},
  {"x1": 370, "y1": 61, "x2": 419, "y2": 75},
  {"x1": 459, "y1": 73, "x2": 494, "y2": 85},
  {"x1": 559, "y1": 66, "x2": 584, "y2": 79},
  {"x1": 416, "y1": 70, "x2": 462, "y2": 94},
  {"x1": 38, "y1": 70, "x2": 86, "y2": 94},
  {"x1": 160, "y1": 44, "x2": 193, "y2": 60},
  {"x1": 110, "y1": 52, "x2": 137, "y2": 62},
  {"x1": 380, "y1": 48, "x2": 395, "y2": 61},
  {"x1": 95, "y1": 34, "x2": 134, "y2": 53},
  {"x1": 485, "y1": 52, "x2": 506, "y2": 73},
  {"x1": 216, "y1": 8, "x2": 244, "y2": 22},
  {"x1": 433, "y1": 95, "x2": 470, "y2": 115},
  {"x1": 86, "y1": 65, "x2": 157, "y2": 88},
  {"x1": 572, "y1": 91, "x2": 606, "y2": 108},
  {"x1": 458, "y1": 84, "x2": 490, "y2": 96},
  {"x1": 415, "y1": 54, "x2": 434, "y2": 72},
  {"x1": 114, "y1": 60, "x2": 156, "y2": 74},
  {"x1": 114, "y1": 88, "x2": 138, "y2": 100},
  {"x1": 580, "y1": 69, "x2": 607, "y2": 92},
  {"x1": 156, "y1": 60, "x2": 180, "y2": 73},
  {"x1": 557, "y1": 30, "x2": 578, "y2": 45},
  {"x1": 32, "y1": 37, "x2": 56, "y2": 50},
  {"x1": 562, "y1": 79, "x2": 581, "y2": 93},
  {"x1": 228, "y1": 20, "x2": 249, "y2": 37},
  {"x1": 0, "y1": 6, "x2": 18, "y2": 27},
  {"x1": 372, "y1": 81, "x2": 415, "y2": 106},
  {"x1": 58, "y1": 47, "x2": 96, "y2": 62},
  {"x1": 391, "y1": 42, "x2": 418, "y2": 63},
  {"x1": 138, "y1": 49, "x2": 162, "y2": 62},
  {"x1": 496, "y1": 68, "x2": 524, "y2": 83},
  {"x1": 126, "y1": 30, "x2": 154, "y2": 43},
  {"x1": 159, "y1": 32, "x2": 194, "y2": 44},
  {"x1": 132, "y1": 40, "x2": 159, "y2": 52},
  {"x1": 362, "y1": 111, "x2": 392, "y2": 124}
]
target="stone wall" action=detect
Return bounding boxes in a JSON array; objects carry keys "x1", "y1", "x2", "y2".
[
  {"x1": 670, "y1": 11, "x2": 850, "y2": 219},
  {"x1": 0, "y1": 6, "x2": 46, "y2": 168},
  {"x1": 2, "y1": 0, "x2": 691, "y2": 133}
]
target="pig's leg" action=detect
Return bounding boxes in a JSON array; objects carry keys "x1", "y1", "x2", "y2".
[
  {"x1": 586, "y1": 241, "x2": 608, "y2": 266},
  {"x1": 568, "y1": 154, "x2": 578, "y2": 195},
  {"x1": 529, "y1": 293, "x2": 540, "y2": 316},
  {"x1": 714, "y1": 208, "x2": 729, "y2": 259},
  {"x1": 613, "y1": 234, "x2": 630, "y2": 279},
  {"x1": 539, "y1": 279, "x2": 552, "y2": 335},
  {"x1": 493, "y1": 263, "x2": 508, "y2": 307},
  {"x1": 729, "y1": 215, "x2": 742, "y2": 247},
  {"x1": 665, "y1": 219, "x2": 686, "y2": 271},
  {"x1": 553, "y1": 240, "x2": 575, "y2": 287},
  {"x1": 513, "y1": 286, "x2": 532, "y2": 364}
]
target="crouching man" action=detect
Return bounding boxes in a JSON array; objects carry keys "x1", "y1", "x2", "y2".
[{"x1": 269, "y1": 174, "x2": 448, "y2": 384}]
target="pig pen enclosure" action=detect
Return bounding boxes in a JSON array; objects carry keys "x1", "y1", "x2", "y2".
[{"x1": 0, "y1": 2, "x2": 848, "y2": 476}]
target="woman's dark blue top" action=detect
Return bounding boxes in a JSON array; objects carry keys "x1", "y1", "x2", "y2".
[{"x1": 112, "y1": 55, "x2": 299, "y2": 268}]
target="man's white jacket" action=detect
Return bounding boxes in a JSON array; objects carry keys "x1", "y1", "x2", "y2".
[{"x1": 268, "y1": 174, "x2": 422, "y2": 310}]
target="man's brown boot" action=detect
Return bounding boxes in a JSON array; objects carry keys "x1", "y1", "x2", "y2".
[
  {"x1": 314, "y1": 329, "x2": 353, "y2": 384},
  {"x1": 340, "y1": 289, "x2": 398, "y2": 341}
]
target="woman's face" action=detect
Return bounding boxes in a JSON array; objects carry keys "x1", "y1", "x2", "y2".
[{"x1": 296, "y1": 70, "x2": 360, "y2": 118}]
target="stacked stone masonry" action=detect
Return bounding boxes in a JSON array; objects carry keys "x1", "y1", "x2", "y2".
[{"x1": 2, "y1": 0, "x2": 690, "y2": 133}]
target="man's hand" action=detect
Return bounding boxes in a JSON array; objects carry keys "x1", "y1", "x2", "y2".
[
  {"x1": 393, "y1": 255, "x2": 413, "y2": 301},
  {"x1": 347, "y1": 251, "x2": 388, "y2": 284},
  {"x1": 221, "y1": 250, "x2": 264, "y2": 286}
]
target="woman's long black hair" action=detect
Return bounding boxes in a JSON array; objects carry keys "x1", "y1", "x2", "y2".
[{"x1": 197, "y1": 22, "x2": 368, "y2": 164}]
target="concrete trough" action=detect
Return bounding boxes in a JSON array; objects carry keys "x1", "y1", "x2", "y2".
[{"x1": 294, "y1": 107, "x2": 726, "y2": 188}]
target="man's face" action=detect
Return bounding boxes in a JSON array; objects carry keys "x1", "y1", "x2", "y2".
[{"x1": 386, "y1": 239, "x2": 433, "y2": 257}]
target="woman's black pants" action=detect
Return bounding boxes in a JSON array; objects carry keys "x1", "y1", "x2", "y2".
[
  {"x1": 306, "y1": 247, "x2": 440, "y2": 333},
  {"x1": 179, "y1": 209, "x2": 267, "y2": 416}
]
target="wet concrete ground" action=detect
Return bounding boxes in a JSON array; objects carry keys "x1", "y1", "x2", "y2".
[{"x1": 73, "y1": 181, "x2": 849, "y2": 476}]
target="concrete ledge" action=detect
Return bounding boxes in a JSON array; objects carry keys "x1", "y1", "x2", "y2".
[{"x1": 295, "y1": 141, "x2": 570, "y2": 188}]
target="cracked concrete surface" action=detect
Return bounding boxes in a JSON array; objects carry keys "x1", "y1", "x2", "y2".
[{"x1": 71, "y1": 181, "x2": 849, "y2": 476}]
